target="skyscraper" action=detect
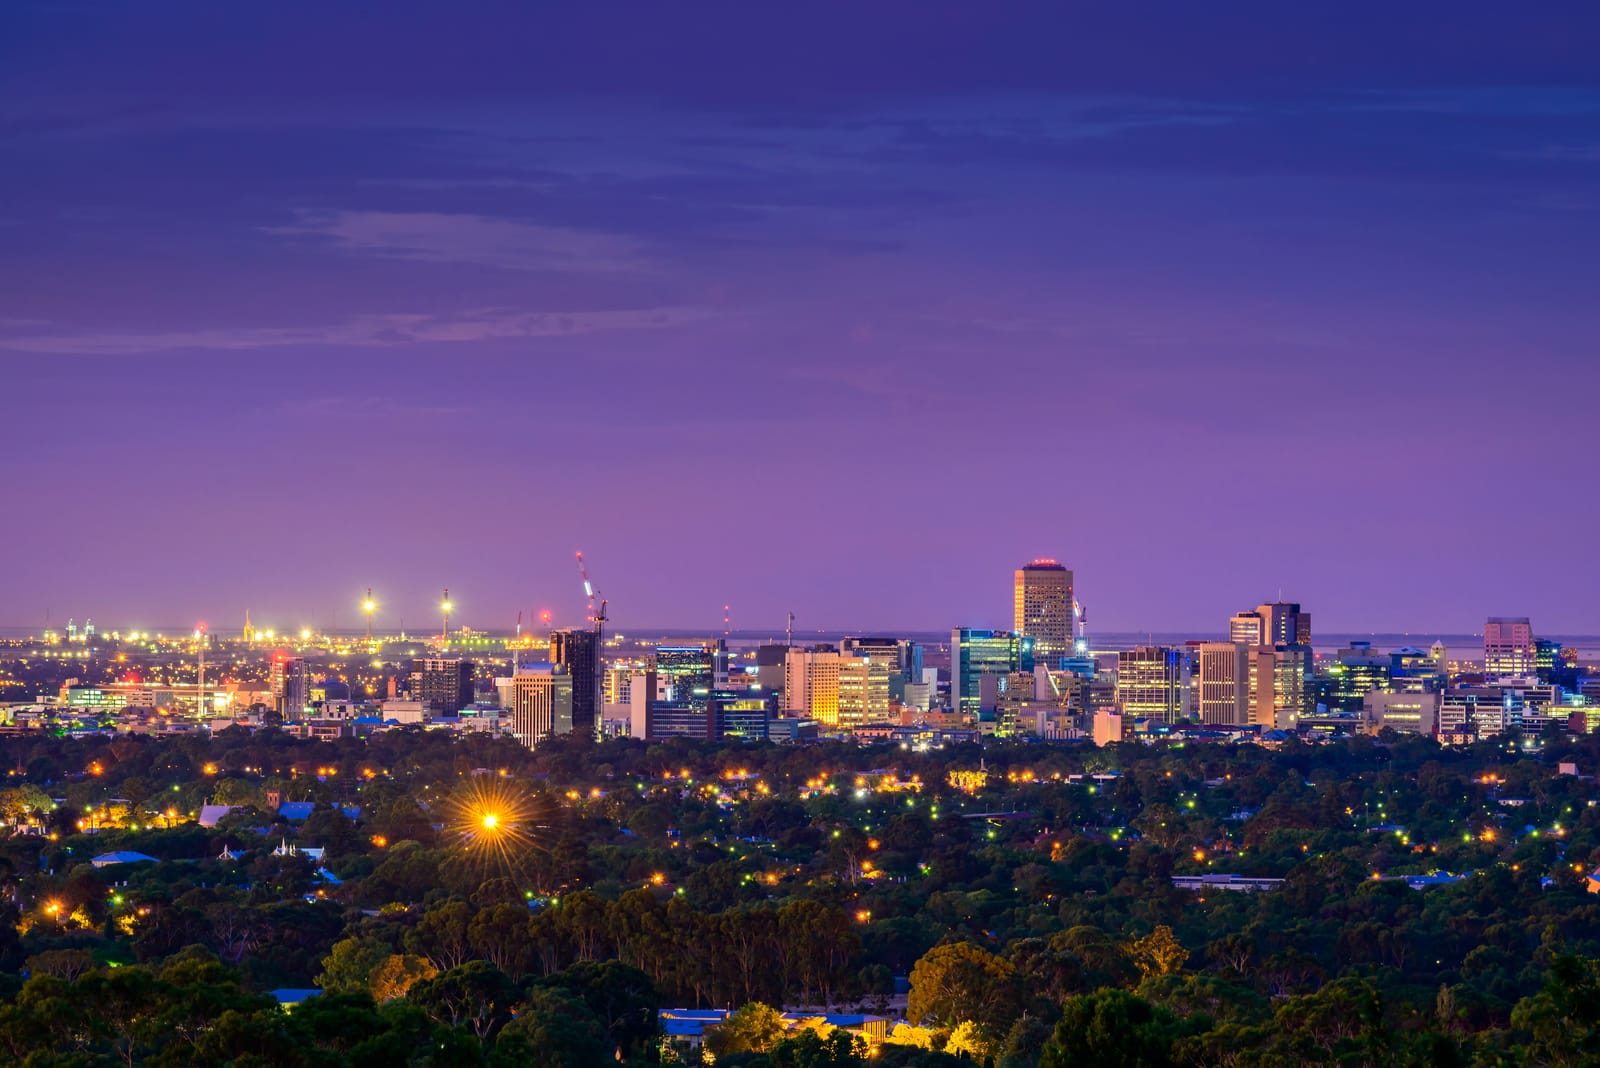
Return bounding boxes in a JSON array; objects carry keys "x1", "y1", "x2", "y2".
[
  {"x1": 1227, "y1": 602, "x2": 1312, "y2": 728},
  {"x1": 269, "y1": 654, "x2": 310, "y2": 717},
  {"x1": 1249, "y1": 645, "x2": 1313, "y2": 729},
  {"x1": 1116, "y1": 645, "x2": 1185, "y2": 723},
  {"x1": 507, "y1": 664, "x2": 573, "y2": 748},
  {"x1": 1196, "y1": 642, "x2": 1250, "y2": 726},
  {"x1": 413, "y1": 658, "x2": 475, "y2": 715},
  {"x1": 784, "y1": 648, "x2": 842, "y2": 723},
  {"x1": 952, "y1": 628, "x2": 1035, "y2": 718},
  {"x1": 836, "y1": 655, "x2": 893, "y2": 729},
  {"x1": 1013, "y1": 560, "x2": 1073, "y2": 668},
  {"x1": 1484, "y1": 617, "x2": 1534, "y2": 679},
  {"x1": 1230, "y1": 602, "x2": 1311, "y2": 646},
  {"x1": 549, "y1": 628, "x2": 601, "y2": 738}
]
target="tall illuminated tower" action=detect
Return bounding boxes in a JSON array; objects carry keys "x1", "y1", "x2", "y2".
[
  {"x1": 1484, "y1": 617, "x2": 1533, "y2": 679},
  {"x1": 1013, "y1": 560, "x2": 1073, "y2": 668},
  {"x1": 362, "y1": 588, "x2": 376, "y2": 644}
]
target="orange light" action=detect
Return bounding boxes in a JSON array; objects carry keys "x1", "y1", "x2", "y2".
[
  {"x1": 651, "y1": 872, "x2": 665, "y2": 886},
  {"x1": 371, "y1": 835, "x2": 388, "y2": 848}
]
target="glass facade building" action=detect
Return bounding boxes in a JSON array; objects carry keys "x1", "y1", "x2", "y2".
[{"x1": 952, "y1": 628, "x2": 1035, "y2": 718}]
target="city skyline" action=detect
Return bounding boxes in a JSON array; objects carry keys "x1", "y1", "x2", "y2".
[{"x1": 4, "y1": 3, "x2": 1599, "y2": 632}]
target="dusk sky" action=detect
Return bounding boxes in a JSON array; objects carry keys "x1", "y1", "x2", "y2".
[{"x1": 3, "y1": 3, "x2": 1598, "y2": 636}]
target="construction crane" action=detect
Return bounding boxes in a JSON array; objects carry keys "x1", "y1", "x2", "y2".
[{"x1": 575, "y1": 551, "x2": 596, "y2": 624}]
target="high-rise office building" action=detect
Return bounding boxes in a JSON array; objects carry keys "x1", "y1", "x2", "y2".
[
  {"x1": 1196, "y1": 642, "x2": 1250, "y2": 726},
  {"x1": 1116, "y1": 645, "x2": 1185, "y2": 723},
  {"x1": 1484, "y1": 617, "x2": 1534, "y2": 679},
  {"x1": 1230, "y1": 602, "x2": 1311, "y2": 647},
  {"x1": 1322, "y1": 641, "x2": 1393, "y2": 714},
  {"x1": 708, "y1": 690, "x2": 777, "y2": 741},
  {"x1": 1245, "y1": 646, "x2": 1313, "y2": 728},
  {"x1": 784, "y1": 648, "x2": 842, "y2": 724},
  {"x1": 1013, "y1": 560, "x2": 1073, "y2": 668},
  {"x1": 654, "y1": 644, "x2": 721, "y2": 704},
  {"x1": 1226, "y1": 602, "x2": 1312, "y2": 729},
  {"x1": 549, "y1": 628, "x2": 601, "y2": 738},
  {"x1": 649, "y1": 641, "x2": 725, "y2": 733},
  {"x1": 952, "y1": 628, "x2": 1035, "y2": 718},
  {"x1": 840, "y1": 636, "x2": 921, "y2": 700},
  {"x1": 413, "y1": 658, "x2": 475, "y2": 715},
  {"x1": 270, "y1": 654, "x2": 310, "y2": 717},
  {"x1": 837, "y1": 655, "x2": 893, "y2": 729},
  {"x1": 506, "y1": 664, "x2": 573, "y2": 748}
]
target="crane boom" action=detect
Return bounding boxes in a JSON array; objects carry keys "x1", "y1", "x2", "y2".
[{"x1": 575, "y1": 550, "x2": 596, "y2": 623}]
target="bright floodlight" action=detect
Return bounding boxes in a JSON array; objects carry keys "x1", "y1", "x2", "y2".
[
  {"x1": 363, "y1": 599, "x2": 376, "y2": 613},
  {"x1": 481, "y1": 812, "x2": 499, "y2": 830}
]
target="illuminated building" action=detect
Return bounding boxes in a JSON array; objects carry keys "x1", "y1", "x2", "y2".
[
  {"x1": 1362, "y1": 692, "x2": 1438, "y2": 735},
  {"x1": 1229, "y1": 602, "x2": 1311, "y2": 647},
  {"x1": 1116, "y1": 645, "x2": 1185, "y2": 722},
  {"x1": 647, "y1": 642, "x2": 725, "y2": 734},
  {"x1": 1249, "y1": 645, "x2": 1312, "y2": 729},
  {"x1": 413, "y1": 658, "x2": 475, "y2": 715},
  {"x1": 837, "y1": 655, "x2": 893, "y2": 729},
  {"x1": 655, "y1": 643, "x2": 724, "y2": 709},
  {"x1": 1225, "y1": 602, "x2": 1313, "y2": 728},
  {"x1": 840, "y1": 636, "x2": 921, "y2": 699},
  {"x1": 506, "y1": 665, "x2": 573, "y2": 747},
  {"x1": 1013, "y1": 560, "x2": 1072, "y2": 667},
  {"x1": 549, "y1": 628, "x2": 601, "y2": 738},
  {"x1": 1483, "y1": 617, "x2": 1534, "y2": 679},
  {"x1": 271, "y1": 655, "x2": 311, "y2": 717},
  {"x1": 952, "y1": 628, "x2": 1035, "y2": 718},
  {"x1": 784, "y1": 648, "x2": 841, "y2": 723},
  {"x1": 1321, "y1": 641, "x2": 1392, "y2": 714},
  {"x1": 711, "y1": 690, "x2": 778, "y2": 740},
  {"x1": 1196, "y1": 642, "x2": 1250, "y2": 726}
]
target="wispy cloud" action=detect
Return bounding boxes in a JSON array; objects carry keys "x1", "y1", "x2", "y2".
[
  {"x1": 0, "y1": 306, "x2": 713, "y2": 355},
  {"x1": 266, "y1": 209, "x2": 649, "y2": 272}
]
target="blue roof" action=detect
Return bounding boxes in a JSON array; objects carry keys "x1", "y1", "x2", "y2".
[
  {"x1": 277, "y1": 802, "x2": 316, "y2": 821},
  {"x1": 91, "y1": 851, "x2": 158, "y2": 866},
  {"x1": 270, "y1": 988, "x2": 322, "y2": 1005}
]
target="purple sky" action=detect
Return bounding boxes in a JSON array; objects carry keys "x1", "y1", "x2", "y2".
[{"x1": 3, "y1": 2, "x2": 1599, "y2": 636}]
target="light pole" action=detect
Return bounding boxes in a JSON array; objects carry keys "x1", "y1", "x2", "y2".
[
  {"x1": 440, "y1": 588, "x2": 453, "y2": 643},
  {"x1": 194, "y1": 623, "x2": 206, "y2": 719},
  {"x1": 362, "y1": 589, "x2": 376, "y2": 645}
]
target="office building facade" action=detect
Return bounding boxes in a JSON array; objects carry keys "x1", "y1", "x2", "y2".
[
  {"x1": 1013, "y1": 560, "x2": 1073, "y2": 668},
  {"x1": 1483, "y1": 617, "x2": 1534, "y2": 679},
  {"x1": 1196, "y1": 642, "x2": 1251, "y2": 726},
  {"x1": 414, "y1": 658, "x2": 475, "y2": 715},
  {"x1": 952, "y1": 628, "x2": 1035, "y2": 718},
  {"x1": 506, "y1": 665, "x2": 573, "y2": 748},
  {"x1": 549, "y1": 628, "x2": 601, "y2": 738},
  {"x1": 1116, "y1": 645, "x2": 1185, "y2": 723},
  {"x1": 270, "y1": 654, "x2": 311, "y2": 717}
]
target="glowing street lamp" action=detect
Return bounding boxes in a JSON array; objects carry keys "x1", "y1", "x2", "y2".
[{"x1": 480, "y1": 812, "x2": 500, "y2": 831}]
